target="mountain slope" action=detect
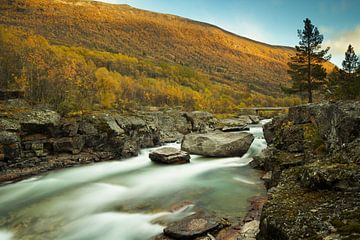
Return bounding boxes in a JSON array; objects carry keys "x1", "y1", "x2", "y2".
[{"x1": 0, "y1": 0, "x2": 295, "y2": 96}]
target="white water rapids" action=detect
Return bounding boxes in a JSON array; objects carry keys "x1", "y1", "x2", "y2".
[{"x1": 0, "y1": 120, "x2": 270, "y2": 240}]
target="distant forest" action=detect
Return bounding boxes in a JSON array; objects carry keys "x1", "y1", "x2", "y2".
[{"x1": 0, "y1": 26, "x2": 302, "y2": 113}]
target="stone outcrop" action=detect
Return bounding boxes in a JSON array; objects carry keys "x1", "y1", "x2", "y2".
[
  {"x1": 181, "y1": 131, "x2": 254, "y2": 157},
  {"x1": 149, "y1": 147, "x2": 190, "y2": 164},
  {"x1": 254, "y1": 101, "x2": 360, "y2": 240},
  {"x1": 0, "y1": 99, "x2": 221, "y2": 183}
]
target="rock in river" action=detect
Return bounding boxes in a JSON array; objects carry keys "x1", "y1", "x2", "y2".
[
  {"x1": 163, "y1": 211, "x2": 229, "y2": 239},
  {"x1": 149, "y1": 147, "x2": 190, "y2": 164},
  {"x1": 181, "y1": 131, "x2": 254, "y2": 157}
]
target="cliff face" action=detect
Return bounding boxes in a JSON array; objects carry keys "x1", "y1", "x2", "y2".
[
  {"x1": 253, "y1": 101, "x2": 360, "y2": 239},
  {"x1": 0, "y1": 99, "x2": 217, "y2": 183}
]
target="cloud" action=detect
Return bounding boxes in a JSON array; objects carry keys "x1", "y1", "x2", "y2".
[
  {"x1": 324, "y1": 25, "x2": 360, "y2": 66},
  {"x1": 222, "y1": 19, "x2": 272, "y2": 43},
  {"x1": 324, "y1": 26, "x2": 360, "y2": 55}
]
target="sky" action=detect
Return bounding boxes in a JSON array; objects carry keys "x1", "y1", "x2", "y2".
[{"x1": 102, "y1": 0, "x2": 360, "y2": 66}]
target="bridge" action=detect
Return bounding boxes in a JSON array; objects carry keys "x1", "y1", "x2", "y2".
[{"x1": 237, "y1": 107, "x2": 289, "y2": 115}]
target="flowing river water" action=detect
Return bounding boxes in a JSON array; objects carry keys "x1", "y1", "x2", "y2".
[{"x1": 0, "y1": 120, "x2": 270, "y2": 240}]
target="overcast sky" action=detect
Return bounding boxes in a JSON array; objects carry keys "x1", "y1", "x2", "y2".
[{"x1": 101, "y1": 0, "x2": 360, "y2": 67}]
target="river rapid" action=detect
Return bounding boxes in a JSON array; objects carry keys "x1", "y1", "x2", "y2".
[{"x1": 0, "y1": 120, "x2": 270, "y2": 240}]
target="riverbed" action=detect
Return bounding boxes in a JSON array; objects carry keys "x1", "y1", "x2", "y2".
[{"x1": 0, "y1": 120, "x2": 269, "y2": 240}]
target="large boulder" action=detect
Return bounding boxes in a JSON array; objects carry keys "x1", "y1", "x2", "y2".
[
  {"x1": 149, "y1": 147, "x2": 190, "y2": 164},
  {"x1": 183, "y1": 111, "x2": 217, "y2": 133},
  {"x1": 163, "y1": 211, "x2": 229, "y2": 239},
  {"x1": 135, "y1": 110, "x2": 190, "y2": 143},
  {"x1": 181, "y1": 131, "x2": 254, "y2": 157},
  {"x1": 15, "y1": 110, "x2": 61, "y2": 134},
  {"x1": 288, "y1": 101, "x2": 360, "y2": 151}
]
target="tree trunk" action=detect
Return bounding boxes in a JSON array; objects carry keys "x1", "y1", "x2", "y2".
[{"x1": 307, "y1": 42, "x2": 313, "y2": 103}]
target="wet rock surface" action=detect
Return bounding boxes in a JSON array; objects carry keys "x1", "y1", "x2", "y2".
[
  {"x1": 181, "y1": 131, "x2": 254, "y2": 157},
  {"x1": 149, "y1": 147, "x2": 190, "y2": 164},
  {"x1": 0, "y1": 99, "x2": 219, "y2": 183},
  {"x1": 255, "y1": 101, "x2": 360, "y2": 240},
  {"x1": 162, "y1": 211, "x2": 230, "y2": 239}
]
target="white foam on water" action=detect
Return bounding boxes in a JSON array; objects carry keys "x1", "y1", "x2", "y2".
[
  {"x1": 0, "y1": 230, "x2": 13, "y2": 240},
  {"x1": 59, "y1": 211, "x2": 181, "y2": 240},
  {"x1": 233, "y1": 177, "x2": 257, "y2": 185},
  {"x1": 0, "y1": 155, "x2": 152, "y2": 209},
  {"x1": 0, "y1": 120, "x2": 271, "y2": 240}
]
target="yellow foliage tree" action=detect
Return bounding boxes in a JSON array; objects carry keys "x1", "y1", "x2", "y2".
[{"x1": 95, "y1": 67, "x2": 121, "y2": 108}]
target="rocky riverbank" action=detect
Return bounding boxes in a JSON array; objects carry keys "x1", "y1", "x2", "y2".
[
  {"x1": 252, "y1": 101, "x2": 360, "y2": 239},
  {"x1": 0, "y1": 98, "x2": 262, "y2": 184},
  {"x1": 0, "y1": 99, "x2": 220, "y2": 183}
]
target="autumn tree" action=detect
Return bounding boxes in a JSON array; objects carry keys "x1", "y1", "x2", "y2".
[
  {"x1": 95, "y1": 67, "x2": 121, "y2": 108},
  {"x1": 286, "y1": 18, "x2": 331, "y2": 103}
]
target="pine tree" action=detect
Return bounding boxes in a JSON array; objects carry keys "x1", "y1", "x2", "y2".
[
  {"x1": 342, "y1": 44, "x2": 359, "y2": 74},
  {"x1": 286, "y1": 18, "x2": 331, "y2": 103},
  {"x1": 340, "y1": 45, "x2": 360, "y2": 99},
  {"x1": 326, "y1": 45, "x2": 360, "y2": 100}
]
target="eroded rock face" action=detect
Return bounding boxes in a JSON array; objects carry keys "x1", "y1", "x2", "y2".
[
  {"x1": 149, "y1": 147, "x2": 190, "y2": 164},
  {"x1": 256, "y1": 101, "x2": 360, "y2": 240},
  {"x1": 181, "y1": 131, "x2": 254, "y2": 157},
  {"x1": 0, "y1": 101, "x2": 218, "y2": 182},
  {"x1": 163, "y1": 211, "x2": 229, "y2": 239}
]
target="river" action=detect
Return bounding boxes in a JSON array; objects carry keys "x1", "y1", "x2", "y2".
[{"x1": 0, "y1": 120, "x2": 270, "y2": 240}]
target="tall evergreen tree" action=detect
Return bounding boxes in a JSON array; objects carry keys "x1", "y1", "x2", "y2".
[
  {"x1": 286, "y1": 18, "x2": 331, "y2": 103},
  {"x1": 340, "y1": 45, "x2": 360, "y2": 99},
  {"x1": 326, "y1": 45, "x2": 360, "y2": 100},
  {"x1": 342, "y1": 44, "x2": 359, "y2": 74}
]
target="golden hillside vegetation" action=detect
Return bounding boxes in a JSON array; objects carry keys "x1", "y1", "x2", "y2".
[{"x1": 0, "y1": 0, "x2": 305, "y2": 112}]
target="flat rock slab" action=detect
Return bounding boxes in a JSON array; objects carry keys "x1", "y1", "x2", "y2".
[
  {"x1": 163, "y1": 211, "x2": 228, "y2": 239},
  {"x1": 149, "y1": 147, "x2": 190, "y2": 164},
  {"x1": 181, "y1": 131, "x2": 254, "y2": 157},
  {"x1": 238, "y1": 220, "x2": 260, "y2": 240}
]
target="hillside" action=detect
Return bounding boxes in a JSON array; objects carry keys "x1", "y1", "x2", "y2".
[{"x1": 0, "y1": 0, "x2": 305, "y2": 112}]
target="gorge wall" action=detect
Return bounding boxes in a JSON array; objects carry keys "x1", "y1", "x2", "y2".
[{"x1": 252, "y1": 101, "x2": 360, "y2": 239}]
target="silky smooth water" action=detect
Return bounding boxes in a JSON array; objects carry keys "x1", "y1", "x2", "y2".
[{"x1": 0, "y1": 120, "x2": 270, "y2": 240}]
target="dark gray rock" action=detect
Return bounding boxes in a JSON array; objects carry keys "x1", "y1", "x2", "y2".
[
  {"x1": 104, "y1": 116, "x2": 125, "y2": 136},
  {"x1": 149, "y1": 147, "x2": 190, "y2": 164},
  {"x1": 181, "y1": 131, "x2": 254, "y2": 157},
  {"x1": 163, "y1": 211, "x2": 229, "y2": 239},
  {"x1": 15, "y1": 110, "x2": 61, "y2": 134},
  {"x1": 121, "y1": 139, "x2": 139, "y2": 158},
  {"x1": 61, "y1": 120, "x2": 79, "y2": 137},
  {"x1": 183, "y1": 111, "x2": 217, "y2": 133},
  {"x1": 300, "y1": 162, "x2": 360, "y2": 191},
  {"x1": 115, "y1": 115, "x2": 146, "y2": 131},
  {"x1": 0, "y1": 131, "x2": 20, "y2": 144},
  {"x1": 53, "y1": 136, "x2": 85, "y2": 154},
  {"x1": 78, "y1": 121, "x2": 98, "y2": 135}
]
